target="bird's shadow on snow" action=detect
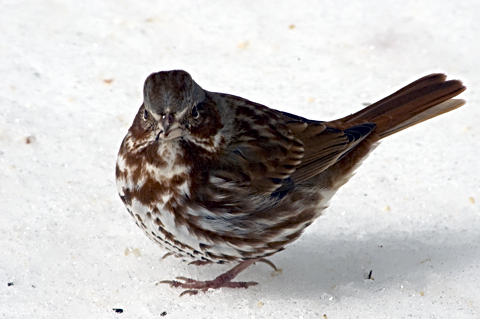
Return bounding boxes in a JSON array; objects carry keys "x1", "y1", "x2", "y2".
[{"x1": 238, "y1": 225, "x2": 479, "y2": 298}]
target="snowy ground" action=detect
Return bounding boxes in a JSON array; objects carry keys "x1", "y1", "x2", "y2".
[{"x1": 1, "y1": 1, "x2": 479, "y2": 318}]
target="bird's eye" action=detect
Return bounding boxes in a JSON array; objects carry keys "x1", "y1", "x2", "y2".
[
  {"x1": 143, "y1": 109, "x2": 148, "y2": 121},
  {"x1": 192, "y1": 104, "x2": 201, "y2": 119}
]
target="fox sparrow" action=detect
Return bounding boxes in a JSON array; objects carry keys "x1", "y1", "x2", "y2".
[{"x1": 116, "y1": 70, "x2": 465, "y2": 295}]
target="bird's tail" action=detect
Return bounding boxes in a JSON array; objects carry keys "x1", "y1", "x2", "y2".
[{"x1": 335, "y1": 74, "x2": 466, "y2": 138}]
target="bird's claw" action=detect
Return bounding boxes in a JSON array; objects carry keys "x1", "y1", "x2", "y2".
[
  {"x1": 188, "y1": 260, "x2": 213, "y2": 266},
  {"x1": 256, "y1": 258, "x2": 278, "y2": 271},
  {"x1": 179, "y1": 289, "x2": 199, "y2": 296}
]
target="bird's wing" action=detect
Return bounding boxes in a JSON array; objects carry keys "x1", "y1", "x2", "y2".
[{"x1": 215, "y1": 94, "x2": 376, "y2": 193}]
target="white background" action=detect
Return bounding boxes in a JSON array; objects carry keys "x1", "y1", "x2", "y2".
[{"x1": 1, "y1": 1, "x2": 479, "y2": 318}]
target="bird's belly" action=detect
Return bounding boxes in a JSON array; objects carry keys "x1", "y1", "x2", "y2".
[
  {"x1": 126, "y1": 193, "x2": 254, "y2": 262},
  {"x1": 121, "y1": 182, "x2": 341, "y2": 264}
]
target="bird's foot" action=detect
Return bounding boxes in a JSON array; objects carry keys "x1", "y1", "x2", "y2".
[
  {"x1": 159, "y1": 276, "x2": 258, "y2": 296},
  {"x1": 158, "y1": 259, "x2": 264, "y2": 296}
]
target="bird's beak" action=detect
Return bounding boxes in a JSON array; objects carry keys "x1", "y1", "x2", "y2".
[{"x1": 157, "y1": 113, "x2": 183, "y2": 141}]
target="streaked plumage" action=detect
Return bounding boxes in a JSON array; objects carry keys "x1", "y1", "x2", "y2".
[{"x1": 116, "y1": 70, "x2": 465, "y2": 295}]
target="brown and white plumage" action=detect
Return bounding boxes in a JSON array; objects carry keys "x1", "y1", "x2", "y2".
[{"x1": 116, "y1": 70, "x2": 465, "y2": 294}]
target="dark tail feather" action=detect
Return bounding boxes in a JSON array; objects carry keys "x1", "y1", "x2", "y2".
[{"x1": 338, "y1": 74, "x2": 466, "y2": 138}]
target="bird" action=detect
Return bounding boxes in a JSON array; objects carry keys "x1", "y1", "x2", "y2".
[{"x1": 116, "y1": 70, "x2": 465, "y2": 295}]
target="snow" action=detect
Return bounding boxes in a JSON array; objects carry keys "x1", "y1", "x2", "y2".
[{"x1": 1, "y1": 0, "x2": 479, "y2": 318}]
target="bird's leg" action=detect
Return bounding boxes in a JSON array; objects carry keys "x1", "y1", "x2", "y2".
[{"x1": 159, "y1": 259, "x2": 260, "y2": 296}]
